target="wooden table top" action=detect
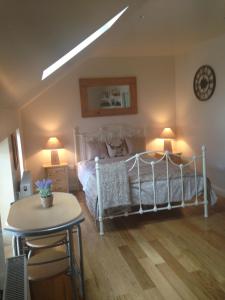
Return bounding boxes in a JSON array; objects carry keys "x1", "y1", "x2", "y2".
[{"x1": 5, "y1": 192, "x2": 83, "y2": 234}]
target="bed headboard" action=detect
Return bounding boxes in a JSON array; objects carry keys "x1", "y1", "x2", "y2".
[{"x1": 73, "y1": 124, "x2": 146, "y2": 163}]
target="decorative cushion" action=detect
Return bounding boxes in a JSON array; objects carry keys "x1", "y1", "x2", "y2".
[
  {"x1": 125, "y1": 136, "x2": 146, "y2": 155},
  {"x1": 106, "y1": 138, "x2": 128, "y2": 158},
  {"x1": 86, "y1": 140, "x2": 108, "y2": 160}
]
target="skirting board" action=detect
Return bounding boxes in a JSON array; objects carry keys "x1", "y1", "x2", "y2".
[{"x1": 212, "y1": 184, "x2": 225, "y2": 198}]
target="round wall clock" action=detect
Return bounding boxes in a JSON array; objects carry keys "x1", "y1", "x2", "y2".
[{"x1": 193, "y1": 65, "x2": 216, "y2": 101}]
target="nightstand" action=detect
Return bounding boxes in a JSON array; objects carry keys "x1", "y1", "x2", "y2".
[
  {"x1": 155, "y1": 152, "x2": 182, "y2": 164},
  {"x1": 43, "y1": 163, "x2": 69, "y2": 192}
]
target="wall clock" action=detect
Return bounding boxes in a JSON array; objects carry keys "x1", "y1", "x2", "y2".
[{"x1": 193, "y1": 65, "x2": 216, "y2": 101}]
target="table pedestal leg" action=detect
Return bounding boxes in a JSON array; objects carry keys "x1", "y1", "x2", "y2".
[
  {"x1": 12, "y1": 236, "x2": 18, "y2": 256},
  {"x1": 16, "y1": 236, "x2": 23, "y2": 256},
  {"x1": 77, "y1": 224, "x2": 85, "y2": 299},
  {"x1": 67, "y1": 228, "x2": 77, "y2": 300}
]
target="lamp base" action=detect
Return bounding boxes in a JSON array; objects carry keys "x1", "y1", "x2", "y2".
[
  {"x1": 164, "y1": 140, "x2": 172, "y2": 153},
  {"x1": 51, "y1": 150, "x2": 60, "y2": 165}
]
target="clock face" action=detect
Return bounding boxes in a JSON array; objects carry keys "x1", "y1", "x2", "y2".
[{"x1": 193, "y1": 65, "x2": 216, "y2": 101}]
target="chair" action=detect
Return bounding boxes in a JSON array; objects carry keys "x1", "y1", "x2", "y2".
[
  {"x1": 25, "y1": 231, "x2": 67, "y2": 258},
  {"x1": 26, "y1": 226, "x2": 85, "y2": 299},
  {"x1": 27, "y1": 247, "x2": 69, "y2": 281},
  {"x1": 25, "y1": 230, "x2": 69, "y2": 278}
]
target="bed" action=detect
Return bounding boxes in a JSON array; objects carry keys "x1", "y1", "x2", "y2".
[{"x1": 74, "y1": 125, "x2": 216, "y2": 235}]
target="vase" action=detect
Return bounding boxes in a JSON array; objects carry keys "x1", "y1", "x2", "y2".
[{"x1": 40, "y1": 195, "x2": 53, "y2": 208}]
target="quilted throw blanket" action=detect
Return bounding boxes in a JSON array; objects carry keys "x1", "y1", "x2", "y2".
[{"x1": 99, "y1": 161, "x2": 130, "y2": 210}]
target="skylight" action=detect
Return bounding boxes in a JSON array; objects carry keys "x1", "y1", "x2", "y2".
[{"x1": 42, "y1": 6, "x2": 128, "y2": 80}]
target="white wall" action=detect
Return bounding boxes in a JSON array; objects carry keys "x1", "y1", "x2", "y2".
[
  {"x1": 0, "y1": 223, "x2": 5, "y2": 290},
  {"x1": 0, "y1": 138, "x2": 16, "y2": 229},
  {"x1": 20, "y1": 56, "x2": 176, "y2": 188},
  {"x1": 0, "y1": 108, "x2": 18, "y2": 142},
  {"x1": 175, "y1": 33, "x2": 225, "y2": 195}
]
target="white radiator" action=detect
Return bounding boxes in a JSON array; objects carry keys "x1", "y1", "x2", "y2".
[
  {"x1": 0, "y1": 229, "x2": 5, "y2": 299},
  {"x1": 3, "y1": 255, "x2": 30, "y2": 300}
]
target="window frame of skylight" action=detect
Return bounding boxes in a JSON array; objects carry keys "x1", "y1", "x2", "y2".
[{"x1": 42, "y1": 6, "x2": 128, "y2": 80}]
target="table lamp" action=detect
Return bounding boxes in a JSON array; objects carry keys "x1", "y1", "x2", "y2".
[
  {"x1": 45, "y1": 137, "x2": 64, "y2": 165},
  {"x1": 160, "y1": 127, "x2": 175, "y2": 152}
]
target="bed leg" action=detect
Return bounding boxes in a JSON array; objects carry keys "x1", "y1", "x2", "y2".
[
  {"x1": 99, "y1": 217, "x2": 104, "y2": 235},
  {"x1": 202, "y1": 145, "x2": 208, "y2": 219},
  {"x1": 204, "y1": 202, "x2": 208, "y2": 218},
  {"x1": 95, "y1": 156, "x2": 104, "y2": 235}
]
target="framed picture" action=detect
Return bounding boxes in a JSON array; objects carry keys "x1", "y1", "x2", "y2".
[
  {"x1": 11, "y1": 133, "x2": 19, "y2": 170},
  {"x1": 79, "y1": 77, "x2": 138, "y2": 117}
]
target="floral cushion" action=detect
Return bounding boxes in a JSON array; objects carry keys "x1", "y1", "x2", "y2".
[{"x1": 106, "y1": 138, "x2": 128, "y2": 157}]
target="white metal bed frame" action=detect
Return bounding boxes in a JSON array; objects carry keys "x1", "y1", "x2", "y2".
[
  {"x1": 95, "y1": 147, "x2": 208, "y2": 235},
  {"x1": 73, "y1": 126, "x2": 208, "y2": 236}
]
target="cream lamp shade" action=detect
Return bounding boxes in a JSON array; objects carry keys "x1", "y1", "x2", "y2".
[
  {"x1": 45, "y1": 137, "x2": 64, "y2": 165},
  {"x1": 160, "y1": 128, "x2": 175, "y2": 152}
]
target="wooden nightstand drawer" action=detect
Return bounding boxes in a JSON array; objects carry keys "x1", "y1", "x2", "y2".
[
  {"x1": 50, "y1": 177, "x2": 67, "y2": 185},
  {"x1": 43, "y1": 164, "x2": 69, "y2": 193},
  {"x1": 48, "y1": 173, "x2": 67, "y2": 182},
  {"x1": 52, "y1": 185, "x2": 67, "y2": 192},
  {"x1": 52, "y1": 183, "x2": 67, "y2": 192},
  {"x1": 47, "y1": 167, "x2": 67, "y2": 176}
]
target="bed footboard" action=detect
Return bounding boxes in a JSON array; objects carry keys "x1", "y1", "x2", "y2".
[{"x1": 95, "y1": 146, "x2": 208, "y2": 235}]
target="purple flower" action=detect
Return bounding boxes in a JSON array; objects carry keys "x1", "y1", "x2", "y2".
[
  {"x1": 35, "y1": 178, "x2": 53, "y2": 198},
  {"x1": 46, "y1": 178, "x2": 53, "y2": 187},
  {"x1": 35, "y1": 179, "x2": 52, "y2": 189}
]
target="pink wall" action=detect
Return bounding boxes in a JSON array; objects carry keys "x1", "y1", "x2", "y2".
[
  {"x1": 175, "y1": 33, "x2": 225, "y2": 195},
  {"x1": 0, "y1": 108, "x2": 18, "y2": 142},
  {"x1": 20, "y1": 56, "x2": 176, "y2": 190}
]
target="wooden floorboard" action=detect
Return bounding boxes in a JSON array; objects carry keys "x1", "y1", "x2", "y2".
[{"x1": 31, "y1": 192, "x2": 225, "y2": 299}]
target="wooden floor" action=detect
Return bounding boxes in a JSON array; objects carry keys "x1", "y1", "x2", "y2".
[{"x1": 31, "y1": 192, "x2": 225, "y2": 300}]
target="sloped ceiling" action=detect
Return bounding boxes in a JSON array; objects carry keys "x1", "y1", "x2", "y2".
[{"x1": 1, "y1": 0, "x2": 225, "y2": 109}]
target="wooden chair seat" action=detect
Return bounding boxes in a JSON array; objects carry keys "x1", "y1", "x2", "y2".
[
  {"x1": 28, "y1": 248, "x2": 69, "y2": 281},
  {"x1": 26, "y1": 231, "x2": 67, "y2": 249}
]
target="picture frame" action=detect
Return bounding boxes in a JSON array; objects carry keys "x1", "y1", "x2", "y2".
[
  {"x1": 79, "y1": 77, "x2": 138, "y2": 117},
  {"x1": 11, "y1": 133, "x2": 19, "y2": 170}
]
